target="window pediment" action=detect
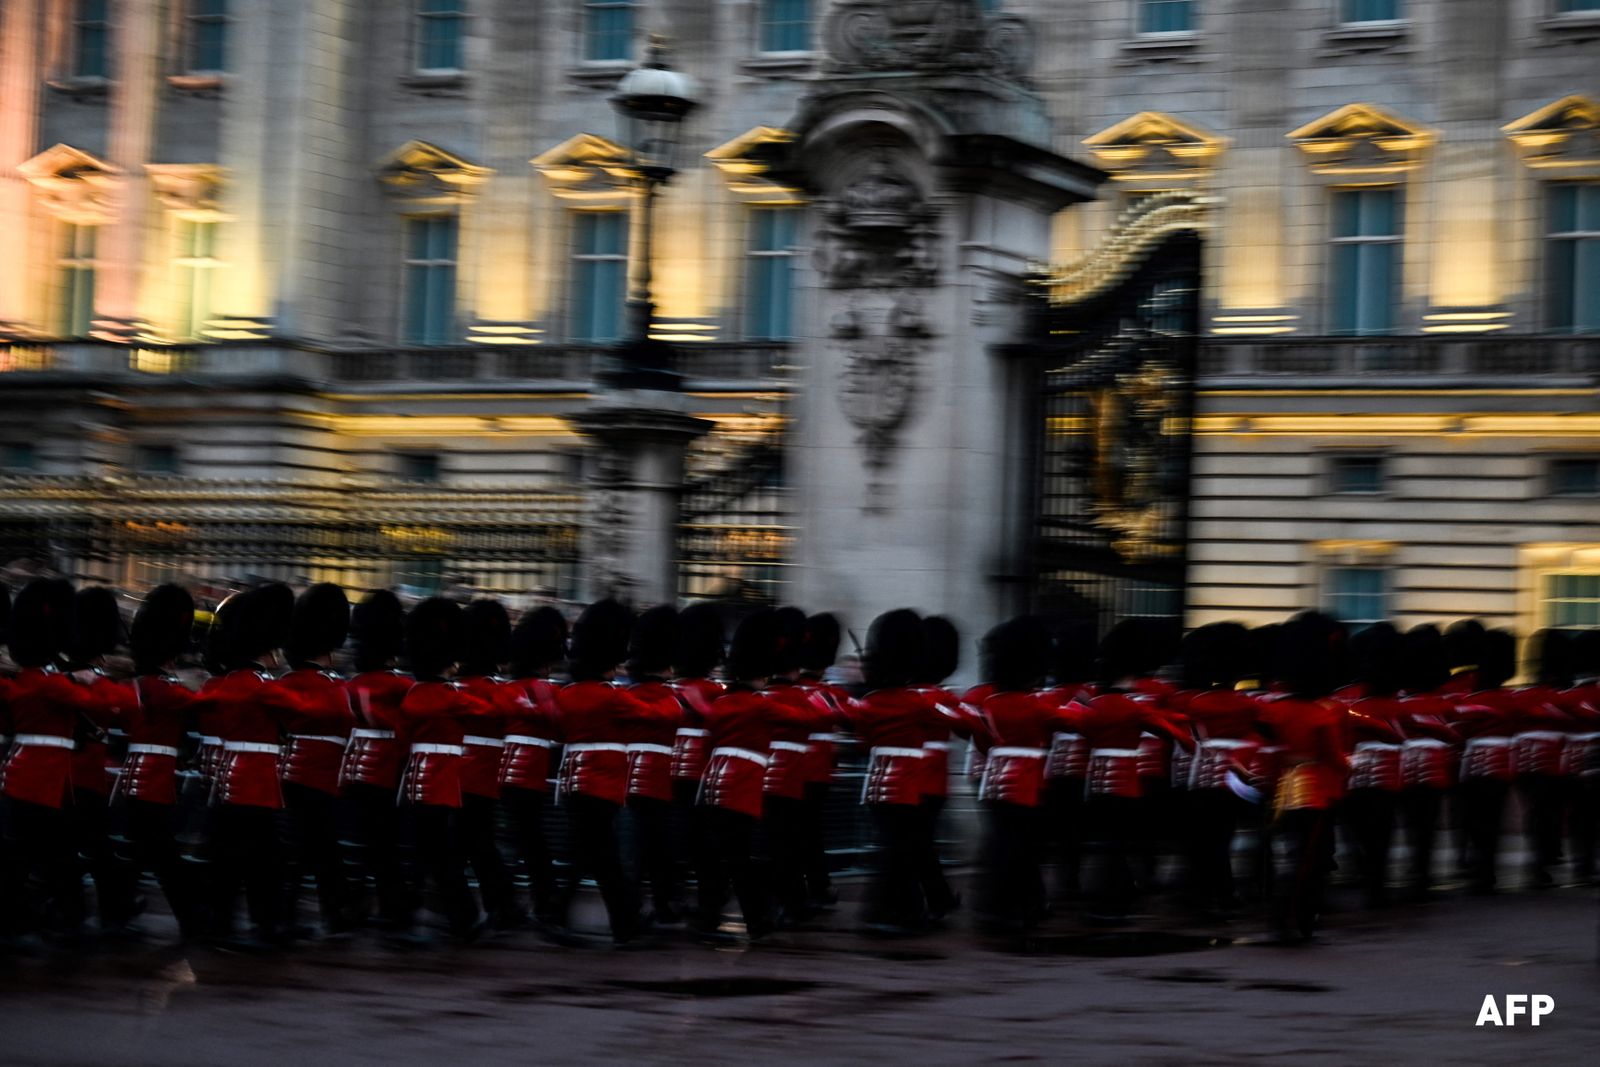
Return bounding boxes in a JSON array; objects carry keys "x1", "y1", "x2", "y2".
[
  {"x1": 1287, "y1": 103, "x2": 1434, "y2": 176},
  {"x1": 1083, "y1": 112, "x2": 1227, "y2": 183},
  {"x1": 376, "y1": 141, "x2": 493, "y2": 206},
  {"x1": 144, "y1": 163, "x2": 227, "y2": 219},
  {"x1": 17, "y1": 143, "x2": 120, "y2": 222},
  {"x1": 531, "y1": 134, "x2": 638, "y2": 201},
  {"x1": 1504, "y1": 96, "x2": 1600, "y2": 171},
  {"x1": 706, "y1": 127, "x2": 802, "y2": 201}
]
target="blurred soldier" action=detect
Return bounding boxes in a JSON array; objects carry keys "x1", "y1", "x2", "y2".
[
  {"x1": 341, "y1": 590, "x2": 415, "y2": 932},
  {"x1": 1514, "y1": 630, "x2": 1578, "y2": 888},
  {"x1": 1, "y1": 579, "x2": 106, "y2": 940},
  {"x1": 1565, "y1": 630, "x2": 1600, "y2": 884},
  {"x1": 837, "y1": 609, "x2": 941, "y2": 932},
  {"x1": 1394, "y1": 627, "x2": 1463, "y2": 898},
  {"x1": 1440, "y1": 619, "x2": 1487, "y2": 695},
  {"x1": 454, "y1": 599, "x2": 523, "y2": 928},
  {"x1": 909, "y1": 614, "x2": 964, "y2": 920},
  {"x1": 277, "y1": 583, "x2": 357, "y2": 939},
  {"x1": 1449, "y1": 629, "x2": 1520, "y2": 893},
  {"x1": 668, "y1": 602, "x2": 724, "y2": 910},
  {"x1": 795, "y1": 612, "x2": 846, "y2": 910},
  {"x1": 622, "y1": 605, "x2": 686, "y2": 923},
  {"x1": 762, "y1": 606, "x2": 821, "y2": 925},
  {"x1": 120, "y1": 583, "x2": 208, "y2": 941},
  {"x1": 64, "y1": 585, "x2": 140, "y2": 934},
  {"x1": 1340, "y1": 623, "x2": 1408, "y2": 908},
  {"x1": 1042, "y1": 618, "x2": 1096, "y2": 901},
  {"x1": 501, "y1": 606, "x2": 566, "y2": 926}
]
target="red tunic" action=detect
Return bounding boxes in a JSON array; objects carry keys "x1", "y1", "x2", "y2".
[
  {"x1": 1344, "y1": 697, "x2": 1408, "y2": 792},
  {"x1": 500, "y1": 677, "x2": 561, "y2": 793},
  {"x1": 1450, "y1": 689, "x2": 1520, "y2": 782},
  {"x1": 341, "y1": 670, "x2": 413, "y2": 790},
  {"x1": 1395, "y1": 692, "x2": 1463, "y2": 788},
  {"x1": 556, "y1": 681, "x2": 662, "y2": 805},
  {"x1": 1, "y1": 667, "x2": 105, "y2": 809},
  {"x1": 1508, "y1": 685, "x2": 1575, "y2": 777},
  {"x1": 120, "y1": 674, "x2": 204, "y2": 805},
  {"x1": 1064, "y1": 691, "x2": 1191, "y2": 799},
  {"x1": 763, "y1": 681, "x2": 822, "y2": 801},
  {"x1": 623, "y1": 680, "x2": 684, "y2": 802},
  {"x1": 206, "y1": 669, "x2": 342, "y2": 810},
  {"x1": 796, "y1": 678, "x2": 846, "y2": 786},
  {"x1": 1256, "y1": 695, "x2": 1347, "y2": 811},
  {"x1": 668, "y1": 677, "x2": 723, "y2": 783},
  {"x1": 961, "y1": 682, "x2": 998, "y2": 780},
  {"x1": 1181, "y1": 688, "x2": 1262, "y2": 792},
  {"x1": 701, "y1": 688, "x2": 829, "y2": 818},
  {"x1": 975, "y1": 690, "x2": 1079, "y2": 807},
  {"x1": 277, "y1": 668, "x2": 355, "y2": 797},
  {"x1": 456, "y1": 674, "x2": 510, "y2": 800},
  {"x1": 71, "y1": 671, "x2": 132, "y2": 798},
  {"x1": 394, "y1": 679, "x2": 498, "y2": 808},
  {"x1": 840, "y1": 687, "x2": 945, "y2": 806}
]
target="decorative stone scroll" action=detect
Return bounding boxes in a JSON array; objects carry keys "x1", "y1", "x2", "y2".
[
  {"x1": 832, "y1": 294, "x2": 932, "y2": 501},
  {"x1": 823, "y1": 0, "x2": 1034, "y2": 83}
]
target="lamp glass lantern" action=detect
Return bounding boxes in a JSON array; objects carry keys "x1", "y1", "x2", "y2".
[{"x1": 610, "y1": 53, "x2": 700, "y2": 181}]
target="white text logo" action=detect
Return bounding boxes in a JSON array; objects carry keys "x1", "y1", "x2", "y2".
[{"x1": 1476, "y1": 994, "x2": 1554, "y2": 1026}]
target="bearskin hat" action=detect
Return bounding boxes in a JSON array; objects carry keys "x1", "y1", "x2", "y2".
[
  {"x1": 985, "y1": 614, "x2": 1051, "y2": 693},
  {"x1": 1569, "y1": 628, "x2": 1598, "y2": 681},
  {"x1": 10, "y1": 578, "x2": 75, "y2": 668},
  {"x1": 406, "y1": 596, "x2": 463, "y2": 678},
  {"x1": 69, "y1": 585, "x2": 125, "y2": 664},
  {"x1": 771, "y1": 606, "x2": 808, "y2": 678},
  {"x1": 1443, "y1": 619, "x2": 1487, "y2": 674},
  {"x1": 1399, "y1": 624, "x2": 1449, "y2": 695},
  {"x1": 569, "y1": 599, "x2": 633, "y2": 681},
  {"x1": 1276, "y1": 611, "x2": 1344, "y2": 698},
  {"x1": 1479, "y1": 628, "x2": 1517, "y2": 690},
  {"x1": 1348, "y1": 622, "x2": 1403, "y2": 696},
  {"x1": 1527, "y1": 628, "x2": 1575, "y2": 687},
  {"x1": 1050, "y1": 617, "x2": 1098, "y2": 688},
  {"x1": 350, "y1": 590, "x2": 404, "y2": 673},
  {"x1": 130, "y1": 584, "x2": 195, "y2": 675},
  {"x1": 864, "y1": 608, "x2": 923, "y2": 690},
  {"x1": 676, "y1": 602, "x2": 725, "y2": 679},
  {"x1": 287, "y1": 582, "x2": 350, "y2": 665},
  {"x1": 1242, "y1": 623, "x2": 1279, "y2": 688},
  {"x1": 1097, "y1": 619, "x2": 1148, "y2": 688},
  {"x1": 914, "y1": 615, "x2": 959, "y2": 686},
  {"x1": 459, "y1": 598, "x2": 512, "y2": 676},
  {"x1": 800, "y1": 612, "x2": 840, "y2": 676},
  {"x1": 726, "y1": 607, "x2": 780, "y2": 684},
  {"x1": 627, "y1": 604, "x2": 679, "y2": 678},
  {"x1": 511, "y1": 606, "x2": 568, "y2": 678},
  {"x1": 1179, "y1": 622, "x2": 1223, "y2": 691}
]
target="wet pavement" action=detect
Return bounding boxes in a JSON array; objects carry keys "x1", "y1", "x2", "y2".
[{"x1": 3, "y1": 879, "x2": 1598, "y2": 1065}]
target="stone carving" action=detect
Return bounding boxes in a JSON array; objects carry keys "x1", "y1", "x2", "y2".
[
  {"x1": 834, "y1": 296, "x2": 932, "y2": 503},
  {"x1": 824, "y1": 0, "x2": 1033, "y2": 82},
  {"x1": 586, "y1": 448, "x2": 634, "y2": 599},
  {"x1": 815, "y1": 154, "x2": 939, "y2": 289}
]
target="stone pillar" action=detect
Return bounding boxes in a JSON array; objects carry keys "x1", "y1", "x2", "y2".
[
  {"x1": 572, "y1": 398, "x2": 711, "y2": 606},
  {"x1": 0, "y1": 0, "x2": 41, "y2": 336},
  {"x1": 95, "y1": 0, "x2": 161, "y2": 340}
]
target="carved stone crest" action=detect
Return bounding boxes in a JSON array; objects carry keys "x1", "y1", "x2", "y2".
[
  {"x1": 814, "y1": 153, "x2": 938, "y2": 289},
  {"x1": 586, "y1": 448, "x2": 633, "y2": 599},
  {"x1": 824, "y1": 0, "x2": 1034, "y2": 82},
  {"x1": 833, "y1": 296, "x2": 933, "y2": 503}
]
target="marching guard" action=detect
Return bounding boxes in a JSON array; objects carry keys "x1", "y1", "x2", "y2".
[
  {"x1": 502, "y1": 605, "x2": 567, "y2": 925},
  {"x1": 622, "y1": 605, "x2": 688, "y2": 923},
  {"x1": 455, "y1": 598, "x2": 524, "y2": 928}
]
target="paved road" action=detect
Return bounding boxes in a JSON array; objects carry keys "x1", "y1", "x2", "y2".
[{"x1": 3, "y1": 883, "x2": 1597, "y2": 1065}]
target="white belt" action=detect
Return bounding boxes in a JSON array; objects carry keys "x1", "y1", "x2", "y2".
[
  {"x1": 127, "y1": 744, "x2": 180, "y2": 758},
  {"x1": 1403, "y1": 738, "x2": 1448, "y2": 749},
  {"x1": 1354, "y1": 741, "x2": 1401, "y2": 753},
  {"x1": 291, "y1": 734, "x2": 346, "y2": 746},
  {"x1": 711, "y1": 746, "x2": 769, "y2": 767},
  {"x1": 223, "y1": 741, "x2": 280, "y2": 754},
  {"x1": 350, "y1": 728, "x2": 395, "y2": 740},
  {"x1": 13, "y1": 734, "x2": 75, "y2": 751},
  {"x1": 627, "y1": 742, "x2": 673, "y2": 756},
  {"x1": 1090, "y1": 747, "x2": 1140, "y2": 758},
  {"x1": 565, "y1": 742, "x2": 627, "y2": 755},
  {"x1": 411, "y1": 743, "x2": 465, "y2": 756},
  {"x1": 675, "y1": 727, "x2": 709, "y2": 738},
  {"x1": 462, "y1": 735, "x2": 506, "y2": 749},
  {"x1": 1466, "y1": 736, "x2": 1511, "y2": 748},
  {"x1": 1516, "y1": 731, "x2": 1566, "y2": 743},
  {"x1": 770, "y1": 740, "x2": 812, "y2": 753},
  {"x1": 868, "y1": 746, "x2": 926, "y2": 760},
  {"x1": 989, "y1": 746, "x2": 1047, "y2": 759},
  {"x1": 1199, "y1": 738, "x2": 1254, "y2": 750},
  {"x1": 807, "y1": 732, "x2": 838, "y2": 743},
  {"x1": 924, "y1": 741, "x2": 952, "y2": 752},
  {"x1": 505, "y1": 734, "x2": 554, "y2": 748},
  {"x1": 200, "y1": 735, "x2": 222, "y2": 747}
]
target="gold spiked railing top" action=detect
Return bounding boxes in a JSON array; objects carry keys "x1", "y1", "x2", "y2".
[{"x1": 1036, "y1": 191, "x2": 1211, "y2": 308}]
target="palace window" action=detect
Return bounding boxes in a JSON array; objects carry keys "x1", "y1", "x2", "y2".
[
  {"x1": 584, "y1": 1, "x2": 634, "y2": 62},
  {"x1": 134, "y1": 444, "x2": 181, "y2": 476},
  {"x1": 1550, "y1": 457, "x2": 1600, "y2": 496},
  {"x1": 1547, "y1": 184, "x2": 1600, "y2": 334},
  {"x1": 402, "y1": 215, "x2": 458, "y2": 346},
  {"x1": 1557, "y1": 1, "x2": 1600, "y2": 13},
  {"x1": 417, "y1": 0, "x2": 466, "y2": 72},
  {"x1": 1330, "y1": 187, "x2": 1402, "y2": 336},
  {"x1": 746, "y1": 207, "x2": 800, "y2": 341},
  {"x1": 74, "y1": 0, "x2": 110, "y2": 79},
  {"x1": 187, "y1": 0, "x2": 228, "y2": 73},
  {"x1": 1541, "y1": 572, "x2": 1600, "y2": 628},
  {"x1": 3, "y1": 443, "x2": 39, "y2": 471},
  {"x1": 1326, "y1": 566, "x2": 1388, "y2": 629},
  {"x1": 396, "y1": 451, "x2": 442, "y2": 483},
  {"x1": 1329, "y1": 454, "x2": 1387, "y2": 494},
  {"x1": 174, "y1": 219, "x2": 219, "y2": 341},
  {"x1": 58, "y1": 223, "x2": 97, "y2": 338},
  {"x1": 1341, "y1": 0, "x2": 1402, "y2": 22},
  {"x1": 1138, "y1": 0, "x2": 1194, "y2": 34},
  {"x1": 760, "y1": 0, "x2": 811, "y2": 53},
  {"x1": 570, "y1": 212, "x2": 628, "y2": 344}
]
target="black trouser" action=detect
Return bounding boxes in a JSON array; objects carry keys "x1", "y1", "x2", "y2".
[
  {"x1": 672, "y1": 778, "x2": 709, "y2": 893},
  {"x1": 1275, "y1": 806, "x2": 1335, "y2": 941},
  {"x1": 461, "y1": 793, "x2": 517, "y2": 922},
  {"x1": 1460, "y1": 777, "x2": 1509, "y2": 891},
  {"x1": 502, "y1": 786, "x2": 557, "y2": 920},
  {"x1": 1520, "y1": 773, "x2": 1565, "y2": 881},
  {"x1": 1135, "y1": 778, "x2": 1172, "y2": 888},
  {"x1": 1343, "y1": 788, "x2": 1396, "y2": 907},
  {"x1": 1569, "y1": 776, "x2": 1599, "y2": 882},
  {"x1": 555, "y1": 793, "x2": 638, "y2": 940},
  {"x1": 916, "y1": 795, "x2": 958, "y2": 915},
  {"x1": 1186, "y1": 787, "x2": 1244, "y2": 910},
  {"x1": 627, "y1": 794, "x2": 679, "y2": 917},
  {"x1": 281, "y1": 782, "x2": 353, "y2": 933},
  {"x1": 1401, "y1": 786, "x2": 1444, "y2": 892},
  {"x1": 697, "y1": 804, "x2": 770, "y2": 938},
  {"x1": 72, "y1": 788, "x2": 138, "y2": 930},
  {"x1": 800, "y1": 781, "x2": 833, "y2": 902},
  {"x1": 1085, "y1": 794, "x2": 1139, "y2": 919},
  {"x1": 409, "y1": 803, "x2": 481, "y2": 936},
  {"x1": 345, "y1": 783, "x2": 414, "y2": 929},
  {"x1": 7, "y1": 798, "x2": 84, "y2": 936},
  {"x1": 866, "y1": 802, "x2": 923, "y2": 928},
  {"x1": 981, "y1": 800, "x2": 1045, "y2": 928},
  {"x1": 1046, "y1": 776, "x2": 1086, "y2": 899},
  {"x1": 764, "y1": 794, "x2": 809, "y2": 920},
  {"x1": 208, "y1": 804, "x2": 283, "y2": 941},
  {"x1": 124, "y1": 799, "x2": 204, "y2": 940}
]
